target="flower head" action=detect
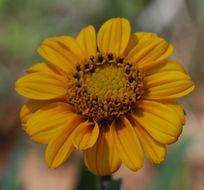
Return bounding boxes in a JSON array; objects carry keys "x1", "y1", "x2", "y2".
[{"x1": 16, "y1": 18, "x2": 194, "y2": 176}]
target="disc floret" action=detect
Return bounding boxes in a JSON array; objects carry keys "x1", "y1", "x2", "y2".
[{"x1": 67, "y1": 53, "x2": 144, "y2": 123}]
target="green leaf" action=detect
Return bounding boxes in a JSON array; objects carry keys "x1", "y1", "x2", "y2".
[
  {"x1": 76, "y1": 163, "x2": 97, "y2": 190},
  {"x1": 76, "y1": 163, "x2": 122, "y2": 190},
  {"x1": 108, "y1": 179, "x2": 122, "y2": 190},
  {"x1": 149, "y1": 137, "x2": 192, "y2": 190}
]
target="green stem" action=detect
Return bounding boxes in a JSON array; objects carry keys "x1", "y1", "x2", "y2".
[{"x1": 99, "y1": 175, "x2": 112, "y2": 190}]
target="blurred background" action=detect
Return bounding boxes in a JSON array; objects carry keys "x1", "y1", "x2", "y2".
[{"x1": 0, "y1": 0, "x2": 203, "y2": 189}]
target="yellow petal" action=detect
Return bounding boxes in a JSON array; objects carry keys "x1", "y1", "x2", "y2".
[
  {"x1": 134, "y1": 125, "x2": 166, "y2": 163},
  {"x1": 84, "y1": 126, "x2": 121, "y2": 176},
  {"x1": 156, "y1": 100, "x2": 186, "y2": 125},
  {"x1": 38, "y1": 36, "x2": 85, "y2": 74},
  {"x1": 26, "y1": 62, "x2": 54, "y2": 74},
  {"x1": 72, "y1": 121, "x2": 99, "y2": 150},
  {"x1": 145, "y1": 60, "x2": 186, "y2": 76},
  {"x1": 15, "y1": 72, "x2": 67, "y2": 100},
  {"x1": 20, "y1": 103, "x2": 33, "y2": 129},
  {"x1": 26, "y1": 102, "x2": 75, "y2": 144},
  {"x1": 76, "y1": 25, "x2": 97, "y2": 57},
  {"x1": 144, "y1": 70, "x2": 195, "y2": 99},
  {"x1": 97, "y1": 18, "x2": 131, "y2": 55},
  {"x1": 166, "y1": 101, "x2": 185, "y2": 125},
  {"x1": 20, "y1": 99, "x2": 57, "y2": 129},
  {"x1": 124, "y1": 34, "x2": 138, "y2": 55},
  {"x1": 127, "y1": 32, "x2": 173, "y2": 71},
  {"x1": 46, "y1": 114, "x2": 84, "y2": 169},
  {"x1": 110, "y1": 117, "x2": 144, "y2": 171},
  {"x1": 132, "y1": 100, "x2": 184, "y2": 144}
]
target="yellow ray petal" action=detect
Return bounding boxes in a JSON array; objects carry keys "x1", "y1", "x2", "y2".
[
  {"x1": 123, "y1": 34, "x2": 138, "y2": 55},
  {"x1": 84, "y1": 126, "x2": 121, "y2": 176},
  {"x1": 166, "y1": 101, "x2": 185, "y2": 125},
  {"x1": 20, "y1": 99, "x2": 57, "y2": 130},
  {"x1": 110, "y1": 117, "x2": 144, "y2": 171},
  {"x1": 15, "y1": 72, "x2": 67, "y2": 100},
  {"x1": 26, "y1": 62, "x2": 66, "y2": 77},
  {"x1": 25, "y1": 102, "x2": 75, "y2": 144},
  {"x1": 145, "y1": 60, "x2": 186, "y2": 76},
  {"x1": 134, "y1": 125, "x2": 166, "y2": 163},
  {"x1": 132, "y1": 100, "x2": 184, "y2": 144},
  {"x1": 144, "y1": 71, "x2": 191, "y2": 88},
  {"x1": 76, "y1": 25, "x2": 97, "y2": 57},
  {"x1": 97, "y1": 18, "x2": 131, "y2": 55},
  {"x1": 38, "y1": 36, "x2": 85, "y2": 74},
  {"x1": 26, "y1": 62, "x2": 54, "y2": 74},
  {"x1": 127, "y1": 32, "x2": 173, "y2": 71},
  {"x1": 144, "y1": 70, "x2": 195, "y2": 99},
  {"x1": 72, "y1": 121, "x2": 99, "y2": 150},
  {"x1": 45, "y1": 114, "x2": 84, "y2": 169}
]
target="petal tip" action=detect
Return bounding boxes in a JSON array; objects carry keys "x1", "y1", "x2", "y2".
[{"x1": 97, "y1": 17, "x2": 131, "y2": 54}]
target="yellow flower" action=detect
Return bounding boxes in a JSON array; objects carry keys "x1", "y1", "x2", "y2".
[{"x1": 16, "y1": 18, "x2": 194, "y2": 176}]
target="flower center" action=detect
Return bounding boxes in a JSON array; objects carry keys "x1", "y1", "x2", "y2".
[{"x1": 67, "y1": 53, "x2": 144, "y2": 123}]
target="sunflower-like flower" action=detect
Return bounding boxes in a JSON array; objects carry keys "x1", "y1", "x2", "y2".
[{"x1": 16, "y1": 18, "x2": 194, "y2": 176}]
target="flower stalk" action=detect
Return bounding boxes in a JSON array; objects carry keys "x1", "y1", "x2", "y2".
[{"x1": 99, "y1": 175, "x2": 112, "y2": 190}]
